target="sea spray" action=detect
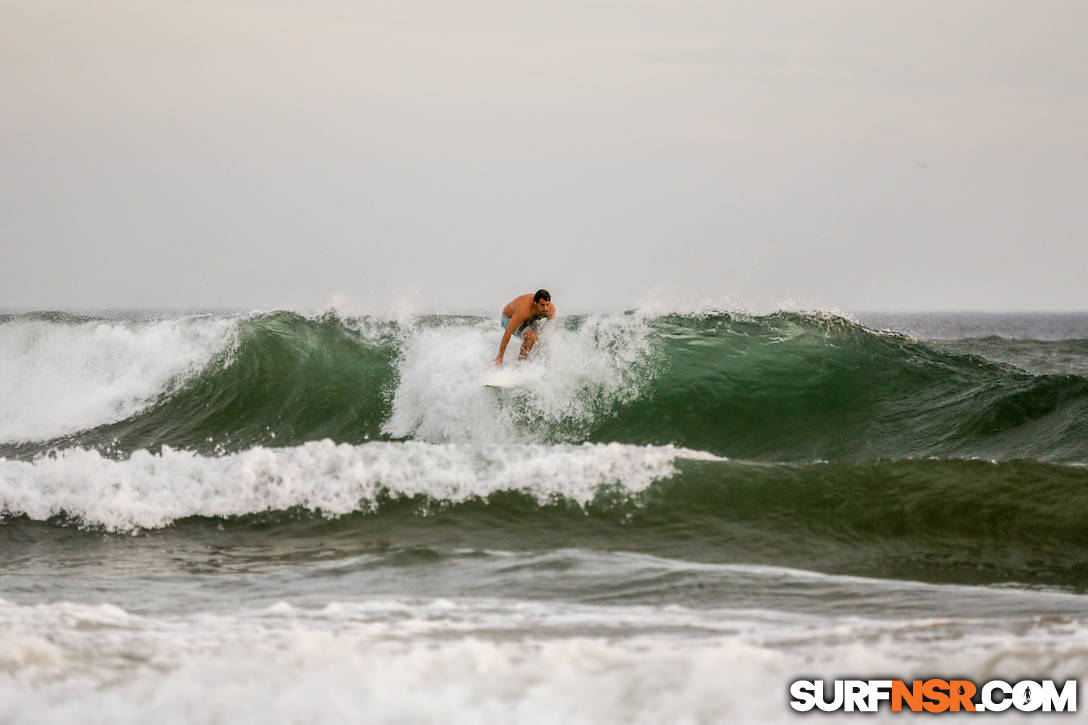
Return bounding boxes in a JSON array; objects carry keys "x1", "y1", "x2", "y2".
[
  {"x1": 383, "y1": 312, "x2": 658, "y2": 442},
  {"x1": 0, "y1": 313, "x2": 240, "y2": 443}
]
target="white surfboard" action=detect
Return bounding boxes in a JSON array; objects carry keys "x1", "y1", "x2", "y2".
[{"x1": 483, "y1": 369, "x2": 524, "y2": 389}]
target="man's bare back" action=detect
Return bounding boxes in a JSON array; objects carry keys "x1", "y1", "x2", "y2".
[{"x1": 494, "y1": 289, "x2": 555, "y2": 365}]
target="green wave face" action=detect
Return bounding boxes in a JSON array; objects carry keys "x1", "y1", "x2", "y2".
[
  {"x1": 1, "y1": 312, "x2": 400, "y2": 458},
  {"x1": 5, "y1": 453, "x2": 1085, "y2": 588},
  {"x1": 592, "y1": 313, "x2": 1088, "y2": 462},
  {"x1": 377, "y1": 455, "x2": 1088, "y2": 588},
  {"x1": 4, "y1": 311, "x2": 1086, "y2": 463}
]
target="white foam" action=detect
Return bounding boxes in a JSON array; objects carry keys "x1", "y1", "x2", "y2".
[
  {"x1": 2, "y1": 597, "x2": 1086, "y2": 724},
  {"x1": 384, "y1": 314, "x2": 657, "y2": 443},
  {"x1": 0, "y1": 440, "x2": 721, "y2": 531},
  {"x1": 0, "y1": 316, "x2": 239, "y2": 444}
]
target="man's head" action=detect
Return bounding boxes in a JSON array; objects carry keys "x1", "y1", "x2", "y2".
[{"x1": 533, "y1": 289, "x2": 551, "y2": 313}]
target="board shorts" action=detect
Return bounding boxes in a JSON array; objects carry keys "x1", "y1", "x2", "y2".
[{"x1": 501, "y1": 315, "x2": 539, "y2": 338}]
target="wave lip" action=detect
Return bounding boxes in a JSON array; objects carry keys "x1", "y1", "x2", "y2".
[{"x1": 0, "y1": 314, "x2": 240, "y2": 444}]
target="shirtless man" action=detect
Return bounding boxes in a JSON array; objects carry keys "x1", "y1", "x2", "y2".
[{"x1": 493, "y1": 289, "x2": 555, "y2": 364}]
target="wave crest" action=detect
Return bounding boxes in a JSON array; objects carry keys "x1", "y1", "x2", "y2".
[{"x1": 2, "y1": 311, "x2": 1086, "y2": 463}]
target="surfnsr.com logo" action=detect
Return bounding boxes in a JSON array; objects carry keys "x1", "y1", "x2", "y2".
[{"x1": 789, "y1": 679, "x2": 1077, "y2": 713}]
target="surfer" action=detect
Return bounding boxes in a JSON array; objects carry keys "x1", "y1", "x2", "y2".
[{"x1": 493, "y1": 289, "x2": 555, "y2": 364}]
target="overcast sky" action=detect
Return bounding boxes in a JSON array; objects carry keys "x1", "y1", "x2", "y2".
[{"x1": 2, "y1": 0, "x2": 1086, "y2": 313}]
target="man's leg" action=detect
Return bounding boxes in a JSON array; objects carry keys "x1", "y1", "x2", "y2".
[{"x1": 519, "y1": 329, "x2": 538, "y2": 359}]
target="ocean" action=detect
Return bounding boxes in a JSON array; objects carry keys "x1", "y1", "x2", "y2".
[{"x1": 1, "y1": 308, "x2": 1087, "y2": 723}]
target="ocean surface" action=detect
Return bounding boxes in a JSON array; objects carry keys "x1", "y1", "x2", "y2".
[{"x1": 2, "y1": 308, "x2": 1087, "y2": 723}]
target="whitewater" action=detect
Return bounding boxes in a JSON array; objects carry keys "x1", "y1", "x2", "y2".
[{"x1": 2, "y1": 308, "x2": 1088, "y2": 723}]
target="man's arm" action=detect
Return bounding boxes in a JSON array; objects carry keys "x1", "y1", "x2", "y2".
[{"x1": 493, "y1": 313, "x2": 528, "y2": 365}]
